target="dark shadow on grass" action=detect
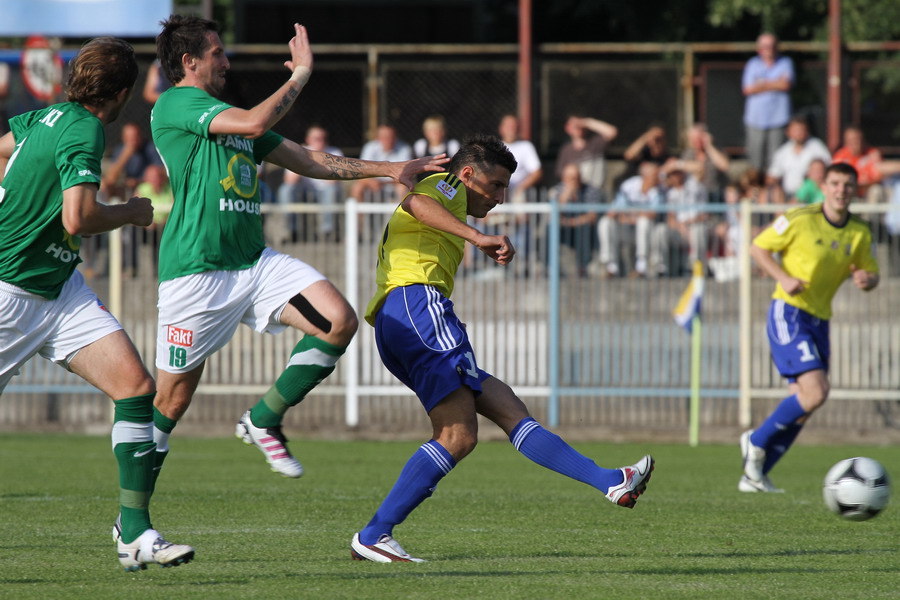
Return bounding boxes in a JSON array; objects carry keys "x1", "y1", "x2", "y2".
[
  {"x1": 622, "y1": 566, "x2": 833, "y2": 576},
  {"x1": 0, "y1": 579, "x2": 48, "y2": 584},
  {"x1": 674, "y1": 548, "x2": 896, "y2": 559}
]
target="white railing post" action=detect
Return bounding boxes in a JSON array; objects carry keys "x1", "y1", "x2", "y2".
[
  {"x1": 344, "y1": 199, "x2": 360, "y2": 427},
  {"x1": 738, "y1": 200, "x2": 752, "y2": 428}
]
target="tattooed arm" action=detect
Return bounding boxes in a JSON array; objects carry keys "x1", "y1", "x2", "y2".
[
  {"x1": 264, "y1": 139, "x2": 449, "y2": 189},
  {"x1": 208, "y1": 24, "x2": 312, "y2": 139}
]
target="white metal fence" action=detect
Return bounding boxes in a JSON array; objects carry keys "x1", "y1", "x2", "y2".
[{"x1": 2, "y1": 197, "x2": 900, "y2": 436}]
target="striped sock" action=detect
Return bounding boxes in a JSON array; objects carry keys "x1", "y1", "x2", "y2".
[
  {"x1": 359, "y1": 440, "x2": 456, "y2": 545},
  {"x1": 112, "y1": 394, "x2": 155, "y2": 544},
  {"x1": 250, "y1": 336, "x2": 345, "y2": 427},
  {"x1": 510, "y1": 417, "x2": 623, "y2": 493}
]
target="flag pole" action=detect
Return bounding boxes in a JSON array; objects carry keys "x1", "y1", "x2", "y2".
[{"x1": 689, "y1": 312, "x2": 702, "y2": 447}]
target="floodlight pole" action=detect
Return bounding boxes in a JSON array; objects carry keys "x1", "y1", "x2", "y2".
[
  {"x1": 827, "y1": 0, "x2": 842, "y2": 149},
  {"x1": 518, "y1": 0, "x2": 533, "y2": 140}
]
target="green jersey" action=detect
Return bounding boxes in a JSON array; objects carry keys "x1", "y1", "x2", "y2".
[
  {"x1": 151, "y1": 86, "x2": 283, "y2": 282},
  {"x1": 0, "y1": 103, "x2": 103, "y2": 299}
]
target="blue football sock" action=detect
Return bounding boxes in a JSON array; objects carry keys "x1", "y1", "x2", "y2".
[
  {"x1": 763, "y1": 422, "x2": 803, "y2": 474},
  {"x1": 510, "y1": 417, "x2": 623, "y2": 493},
  {"x1": 359, "y1": 440, "x2": 455, "y2": 545},
  {"x1": 750, "y1": 394, "x2": 807, "y2": 450}
]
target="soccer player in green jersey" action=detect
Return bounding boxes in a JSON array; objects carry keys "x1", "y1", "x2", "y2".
[
  {"x1": 0, "y1": 38, "x2": 193, "y2": 571},
  {"x1": 149, "y1": 15, "x2": 447, "y2": 482},
  {"x1": 740, "y1": 163, "x2": 879, "y2": 493}
]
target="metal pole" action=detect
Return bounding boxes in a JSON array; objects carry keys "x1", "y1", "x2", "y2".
[
  {"x1": 517, "y1": 0, "x2": 533, "y2": 140},
  {"x1": 547, "y1": 197, "x2": 561, "y2": 427},
  {"x1": 827, "y1": 0, "x2": 842, "y2": 149},
  {"x1": 683, "y1": 46, "x2": 695, "y2": 129},
  {"x1": 367, "y1": 47, "x2": 379, "y2": 140}
]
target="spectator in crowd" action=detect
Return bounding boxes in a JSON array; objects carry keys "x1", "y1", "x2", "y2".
[
  {"x1": 546, "y1": 164, "x2": 599, "y2": 278},
  {"x1": 278, "y1": 125, "x2": 343, "y2": 240},
  {"x1": 794, "y1": 158, "x2": 826, "y2": 205},
  {"x1": 555, "y1": 115, "x2": 618, "y2": 200},
  {"x1": 102, "y1": 122, "x2": 162, "y2": 199},
  {"x1": 617, "y1": 124, "x2": 675, "y2": 189},
  {"x1": 712, "y1": 182, "x2": 742, "y2": 259},
  {"x1": 743, "y1": 33, "x2": 794, "y2": 172},
  {"x1": 679, "y1": 122, "x2": 730, "y2": 203},
  {"x1": 598, "y1": 161, "x2": 668, "y2": 278},
  {"x1": 766, "y1": 115, "x2": 831, "y2": 203},
  {"x1": 135, "y1": 164, "x2": 174, "y2": 269},
  {"x1": 413, "y1": 115, "x2": 460, "y2": 159},
  {"x1": 142, "y1": 59, "x2": 172, "y2": 105},
  {"x1": 498, "y1": 114, "x2": 542, "y2": 202},
  {"x1": 663, "y1": 166, "x2": 709, "y2": 274},
  {"x1": 348, "y1": 124, "x2": 412, "y2": 203},
  {"x1": 831, "y1": 126, "x2": 885, "y2": 202}
]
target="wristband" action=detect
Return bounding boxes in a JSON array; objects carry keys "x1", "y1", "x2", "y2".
[{"x1": 290, "y1": 66, "x2": 311, "y2": 87}]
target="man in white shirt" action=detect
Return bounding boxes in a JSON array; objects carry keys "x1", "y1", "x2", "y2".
[
  {"x1": 766, "y1": 116, "x2": 831, "y2": 201},
  {"x1": 349, "y1": 124, "x2": 413, "y2": 203}
]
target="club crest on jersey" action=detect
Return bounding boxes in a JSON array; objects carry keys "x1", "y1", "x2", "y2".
[
  {"x1": 772, "y1": 215, "x2": 790, "y2": 235},
  {"x1": 436, "y1": 178, "x2": 458, "y2": 200},
  {"x1": 219, "y1": 153, "x2": 259, "y2": 199},
  {"x1": 96, "y1": 298, "x2": 108, "y2": 312},
  {"x1": 166, "y1": 326, "x2": 194, "y2": 347}
]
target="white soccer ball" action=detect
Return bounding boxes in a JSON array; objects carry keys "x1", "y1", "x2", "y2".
[{"x1": 822, "y1": 457, "x2": 891, "y2": 521}]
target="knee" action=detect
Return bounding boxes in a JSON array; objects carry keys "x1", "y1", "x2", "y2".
[
  {"x1": 438, "y1": 426, "x2": 478, "y2": 461},
  {"x1": 326, "y1": 308, "x2": 358, "y2": 347},
  {"x1": 798, "y1": 382, "x2": 829, "y2": 412},
  {"x1": 130, "y1": 374, "x2": 156, "y2": 398}
]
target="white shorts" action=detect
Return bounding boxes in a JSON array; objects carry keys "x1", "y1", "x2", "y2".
[
  {"x1": 0, "y1": 270, "x2": 123, "y2": 393},
  {"x1": 156, "y1": 247, "x2": 326, "y2": 373}
]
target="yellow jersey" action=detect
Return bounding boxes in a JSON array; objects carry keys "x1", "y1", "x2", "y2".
[
  {"x1": 753, "y1": 204, "x2": 878, "y2": 320},
  {"x1": 364, "y1": 173, "x2": 467, "y2": 325}
]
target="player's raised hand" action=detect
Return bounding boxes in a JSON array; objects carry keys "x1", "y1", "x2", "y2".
[
  {"x1": 395, "y1": 154, "x2": 450, "y2": 190},
  {"x1": 284, "y1": 24, "x2": 313, "y2": 75},
  {"x1": 780, "y1": 275, "x2": 807, "y2": 296},
  {"x1": 126, "y1": 196, "x2": 154, "y2": 228},
  {"x1": 476, "y1": 233, "x2": 515, "y2": 265}
]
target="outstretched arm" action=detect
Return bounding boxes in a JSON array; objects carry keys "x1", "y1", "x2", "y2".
[
  {"x1": 208, "y1": 24, "x2": 313, "y2": 139},
  {"x1": 264, "y1": 138, "x2": 448, "y2": 190},
  {"x1": 402, "y1": 193, "x2": 515, "y2": 265},
  {"x1": 62, "y1": 183, "x2": 153, "y2": 236}
]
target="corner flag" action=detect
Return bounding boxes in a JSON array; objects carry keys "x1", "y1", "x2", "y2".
[{"x1": 673, "y1": 260, "x2": 705, "y2": 333}]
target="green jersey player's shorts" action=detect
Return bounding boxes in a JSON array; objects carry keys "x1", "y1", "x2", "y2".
[
  {"x1": 0, "y1": 270, "x2": 123, "y2": 393},
  {"x1": 155, "y1": 248, "x2": 326, "y2": 373}
]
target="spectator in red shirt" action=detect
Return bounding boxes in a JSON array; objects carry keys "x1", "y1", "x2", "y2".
[{"x1": 831, "y1": 126, "x2": 882, "y2": 201}]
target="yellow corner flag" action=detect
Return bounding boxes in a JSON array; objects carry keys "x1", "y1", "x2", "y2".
[{"x1": 673, "y1": 260, "x2": 705, "y2": 333}]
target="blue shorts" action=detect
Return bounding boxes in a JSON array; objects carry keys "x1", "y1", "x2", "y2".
[
  {"x1": 374, "y1": 284, "x2": 491, "y2": 413},
  {"x1": 766, "y1": 300, "x2": 830, "y2": 382}
]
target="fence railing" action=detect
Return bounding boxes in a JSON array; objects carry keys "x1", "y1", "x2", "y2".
[{"x1": 3, "y1": 196, "x2": 899, "y2": 437}]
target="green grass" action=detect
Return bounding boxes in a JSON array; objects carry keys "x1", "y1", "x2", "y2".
[{"x1": 0, "y1": 434, "x2": 897, "y2": 599}]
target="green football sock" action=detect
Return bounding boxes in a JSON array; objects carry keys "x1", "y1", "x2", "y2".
[
  {"x1": 250, "y1": 335, "x2": 345, "y2": 428},
  {"x1": 112, "y1": 394, "x2": 155, "y2": 544},
  {"x1": 149, "y1": 407, "x2": 177, "y2": 497}
]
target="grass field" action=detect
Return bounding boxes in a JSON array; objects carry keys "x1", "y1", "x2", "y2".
[{"x1": 0, "y1": 434, "x2": 897, "y2": 599}]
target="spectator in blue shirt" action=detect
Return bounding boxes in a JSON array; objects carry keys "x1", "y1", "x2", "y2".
[{"x1": 742, "y1": 33, "x2": 794, "y2": 172}]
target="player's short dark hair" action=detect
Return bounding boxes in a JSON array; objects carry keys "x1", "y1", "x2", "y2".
[
  {"x1": 66, "y1": 37, "x2": 138, "y2": 106},
  {"x1": 825, "y1": 162, "x2": 858, "y2": 181},
  {"x1": 450, "y1": 134, "x2": 517, "y2": 176},
  {"x1": 156, "y1": 14, "x2": 219, "y2": 85}
]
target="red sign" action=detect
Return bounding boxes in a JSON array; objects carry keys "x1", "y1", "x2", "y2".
[{"x1": 21, "y1": 35, "x2": 63, "y2": 102}]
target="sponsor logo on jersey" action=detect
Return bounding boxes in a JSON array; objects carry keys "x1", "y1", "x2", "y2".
[
  {"x1": 219, "y1": 153, "x2": 259, "y2": 199},
  {"x1": 96, "y1": 298, "x2": 108, "y2": 312},
  {"x1": 78, "y1": 169, "x2": 97, "y2": 179},
  {"x1": 198, "y1": 104, "x2": 225, "y2": 124},
  {"x1": 219, "y1": 197, "x2": 261, "y2": 214},
  {"x1": 217, "y1": 134, "x2": 254, "y2": 153},
  {"x1": 167, "y1": 326, "x2": 194, "y2": 347},
  {"x1": 436, "y1": 178, "x2": 458, "y2": 200},
  {"x1": 773, "y1": 215, "x2": 790, "y2": 235},
  {"x1": 45, "y1": 243, "x2": 78, "y2": 263}
]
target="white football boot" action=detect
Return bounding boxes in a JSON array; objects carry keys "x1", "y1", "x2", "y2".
[
  {"x1": 116, "y1": 528, "x2": 195, "y2": 571},
  {"x1": 235, "y1": 409, "x2": 304, "y2": 478},
  {"x1": 740, "y1": 430, "x2": 767, "y2": 483},
  {"x1": 605, "y1": 455, "x2": 655, "y2": 508},
  {"x1": 350, "y1": 533, "x2": 425, "y2": 563},
  {"x1": 738, "y1": 474, "x2": 785, "y2": 493}
]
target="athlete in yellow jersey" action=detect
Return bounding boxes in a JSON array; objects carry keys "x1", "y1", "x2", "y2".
[
  {"x1": 351, "y1": 135, "x2": 654, "y2": 563},
  {"x1": 740, "y1": 162, "x2": 879, "y2": 493}
]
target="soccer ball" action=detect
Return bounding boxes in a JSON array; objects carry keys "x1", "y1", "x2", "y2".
[{"x1": 822, "y1": 457, "x2": 891, "y2": 521}]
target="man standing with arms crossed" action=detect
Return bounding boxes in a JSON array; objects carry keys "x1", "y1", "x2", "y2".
[
  {"x1": 740, "y1": 163, "x2": 879, "y2": 493},
  {"x1": 149, "y1": 15, "x2": 447, "y2": 485},
  {"x1": 0, "y1": 37, "x2": 193, "y2": 571}
]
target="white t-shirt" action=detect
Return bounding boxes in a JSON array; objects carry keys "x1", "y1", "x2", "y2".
[
  {"x1": 504, "y1": 139, "x2": 542, "y2": 191},
  {"x1": 767, "y1": 137, "x2": 831, "y2": 196},
  {"x1": 666, "y1": 177, "x2": 708, "y2": 223},
  {"x1": 360, "y1": 139, "x2": 412, "y2": 182}
]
